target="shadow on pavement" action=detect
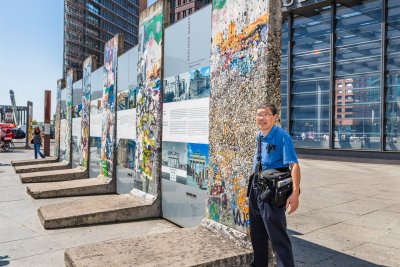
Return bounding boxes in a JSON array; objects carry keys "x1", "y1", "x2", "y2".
[{"x1": 288, "y1": 230, "x2": 385, "y2": 267}]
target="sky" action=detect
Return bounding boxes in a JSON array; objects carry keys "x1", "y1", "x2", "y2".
[
  {"x1": 0, "y1": 0, "x2": 155, "y2": 123},
  {"x1": 0, "y1": 0, "x2": 63, "y2": 122}
]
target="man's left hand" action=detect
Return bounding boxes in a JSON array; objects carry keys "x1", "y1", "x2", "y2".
[{"x1": 285, "y1": 191, "x2": 299, "y2": 215}]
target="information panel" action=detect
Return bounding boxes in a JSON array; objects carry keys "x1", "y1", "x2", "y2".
[
  {"x1": 72, "y1": 79, "x2": 82, "y2": 169},
  {"x1": 161, "y1": 5, "x2": 212, "y2": 227},
  {"x1": 116, "y1": 47, "x2": 138, "y2": 194},
  {"x1": 89, "y1": 68, "x2": 103, "y2": 178}
]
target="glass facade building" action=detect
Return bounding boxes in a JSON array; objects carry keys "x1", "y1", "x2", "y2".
[
  {"x1": 281, "y1": 0, "x2": 400, "y2": 156},
  {"x1": 63, "y1": 0, "x2": 144, "y2": 78}
]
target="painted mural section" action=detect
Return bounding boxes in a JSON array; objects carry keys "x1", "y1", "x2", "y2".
[
  {"x1": 59, "y1": 88, "x2": 67, "y2": 161},
  {"x1": 80, "y1": 56, "x2": 95, "y2": 170},
  {"x1": 54, "y1": 79, "x2": 64, "y2": 158},
  {"x1": 161, "y1": 5, "x2": 212, "y2": 227},
  {"x1": 208, "y1": 0, "x2": 282, "y2": 232},
  {"x1": 116, "y1": 47, "x2": 138, "y2": 194},
  {"x1": 60, "y1": 69, "x2": 75, "y2": 164},
  {"x1": 72, "y1": 79, "x2": 83, "y2": 169},
  {"x1": 100, "y1": 35, "x2": 123, "y2": 178},
  {"x1": 89, "y1": 68, "x2": 104, "y2": 178},
  {"x1": 135, "y1": 0, "x2": 164, "y2": 195}
]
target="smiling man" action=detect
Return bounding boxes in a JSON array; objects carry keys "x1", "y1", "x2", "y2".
[{"x1": 248, "y1": 103, "x2": 301, "y2": 267}]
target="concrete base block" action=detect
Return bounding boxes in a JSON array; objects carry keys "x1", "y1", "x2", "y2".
[
  {"x1": 38, "y1": 193, "x2": 159, "y2": 229},
  {"x1": 11, "y1": 157, "x2": 58, "y2": 167},
  {"x1": 27, "y1": 178, "x2": 113, "y2": 199},
  {"x1": 20, "y1": 168, "x2": 86, "y2": 183},
  {"x1": 64, "y1": 225, "x2": 252, "y2": 267},
  {"x1": 15, "y1": 162, "x2": 69, "y2": 174}
]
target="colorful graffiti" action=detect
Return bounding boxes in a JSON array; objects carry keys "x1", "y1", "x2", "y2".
[
  {"x1": 64, "y1": 69, "x2": 75, "y2": 164},
  {"x1": 100, "y1": 35, "x2": 122, "y2": 178},
  {"x1": 54, "y1": 80, "x2": 63, "y2": 158},
  {"x1": 208, "y1": 0, "x2": 281, "y2": 232},
  {"x1": 135, "y1": 0, "x2": 164, "y2": 195},
  {"x1": 80, "y1": 56, "x2": 94, "y2": 169}
]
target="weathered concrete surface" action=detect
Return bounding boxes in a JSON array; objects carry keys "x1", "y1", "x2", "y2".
[
  {"x1": 65, "y1": 226, "x2": 253, "y2": 267},
  {"x1": 11, "y1": 156, "x2": 58, "y2": 167},
  {"x1": 2, "y1": 150, "x2": 400, "y2": 266},
  {"x1": 19, "y1": 168, "x2": 86, "y2": 183},
  {"x1": 15, "y1": 161, "x2": 69, "y2": 173},
  {"x1": 38, "y1": 193, "x2": 159, "y2": 229},
  {"x1": 27, "y1": 178, "x2": 113, "y2": 199},
  {"x1": 0, "y1": 149, "x2": 178, "y2": 266}
]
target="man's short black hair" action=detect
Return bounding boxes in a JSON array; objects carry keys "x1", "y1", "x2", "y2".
[{"x1": 257, "y1": 103, "x2": 277, "y2": 115}]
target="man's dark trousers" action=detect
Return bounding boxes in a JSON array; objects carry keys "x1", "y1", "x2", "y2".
[{"x1": 249, "y1": 183, "x2": 294, "y2": 267}]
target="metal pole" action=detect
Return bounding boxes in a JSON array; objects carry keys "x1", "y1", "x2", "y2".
[
  {"x1": 25, "y1": 101, "x2": 33, "y2": 149},
  {"x1": 44, "y1": 90, "x2": 51, "y2": 156}
]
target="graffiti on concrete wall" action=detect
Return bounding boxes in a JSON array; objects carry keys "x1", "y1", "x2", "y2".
[
  {"x1": 100, "y1": 35, "x2": 122, "y2": 178},
  {"x1": 135, "y1": 0, "x2": 164, "y2": 195},
  {"x1": 54, "y1": 79, "x2": 64, "y2": 158},
  {"x1": 80, "y1": 56, "x2": 94, "y2": 169},
  {"x1": 64, "y1": 69, "x2": 75, "y2": 164},
  {"x1": 207, "y1": 0, "x2": 281, "y2": 232}
]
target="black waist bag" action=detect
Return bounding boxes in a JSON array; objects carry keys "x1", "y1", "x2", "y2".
[
  {"x1": 247, "y1": 135, "x2": 293, "y2": 208},
  {"x1": 258, "y1": 169, "x2": 292, "y2": 208}
]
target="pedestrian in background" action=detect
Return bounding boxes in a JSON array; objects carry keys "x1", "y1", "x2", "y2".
[
  {"x1": 32, "y1": 127, "x2": 45, "y2": 159},
  {"x1": 249, "y1": 103, "x2": 301, "y2": 267}
]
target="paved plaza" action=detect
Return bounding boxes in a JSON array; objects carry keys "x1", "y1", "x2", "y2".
[{"x1": 0, "y1": 150, "x2": 399, "y2": 266}]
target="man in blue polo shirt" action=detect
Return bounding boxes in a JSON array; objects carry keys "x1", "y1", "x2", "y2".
[{"x1": 249, "y1": 103, "x2": 301, "y2": 267}]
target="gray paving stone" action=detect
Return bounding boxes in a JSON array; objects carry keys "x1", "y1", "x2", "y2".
[
  {"x1": 345, "y1": 242, "x2": 400, "y2": 266},
  {"x1": 0, "y1": 216, "x2": 40, "y2": 243},
  {"x1": 346, "y1": 210, "x2": 400, "y2": 234},
  {"x1": 383, "y1": 204, "x2": 400, "y2": 214},
  {"x1": 46, "y1": 219, "x2": 177, "y2": 248},
  {"x1": 0, "y1": 236, "x2": 64, "y2": 260},
  {"x1": 287, "y1": 209, "x2": 358, "y2": 235},
  {"x1": 325, "y1": 197, "x2": 398, "y2": 215},
  {"x1": 9, "y1": 250, "x2": 64, "y2": 267}
]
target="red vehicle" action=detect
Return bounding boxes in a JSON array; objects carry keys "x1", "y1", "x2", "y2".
[{"x1": 0, "y1": 126, "x2": 15, "y2": 152}]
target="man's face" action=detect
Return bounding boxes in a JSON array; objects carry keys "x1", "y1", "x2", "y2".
[{"x1": 256, "y1": 108, "x2": 278, "y2": 132}]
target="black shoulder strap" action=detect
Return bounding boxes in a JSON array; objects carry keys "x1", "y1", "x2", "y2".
[{"x1": 256, "y1": 134, "x2": 262, "y2": 172}]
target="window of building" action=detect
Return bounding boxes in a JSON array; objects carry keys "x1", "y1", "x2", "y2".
[
  {"x1": 338, "y1": 83, "x2": 343, "y2": 88},
  {"x1": 385, "y1": 0, "x2": 400, "y2": 151},
  {"x1": 334, "y1": 0, "x2": 381, "y2": 150},
  {"x1": 86, "y1": 3, "x2": 99, "y2": 14},
  {"x1": 280, "y1": 20, "x2": 289, "y2": 130},
  {"x1": 291, "y1": 6, "x2": 331, "y2": 148},
  {"x1": 345, "y1": 82, "x2": 353, "y2": 87}
]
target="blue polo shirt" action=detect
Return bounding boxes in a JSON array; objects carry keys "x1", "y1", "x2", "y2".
[{"x1": 252, "y1": 125, "x2": 298, "y2": 172}]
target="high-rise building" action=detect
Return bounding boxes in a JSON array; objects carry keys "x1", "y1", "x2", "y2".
[
  {"x1": 63, "y1": 0, "x2": 147, "y2": 78},
  {"x1": 169, "y1": 0, "x2": 211, "y2": 23}
]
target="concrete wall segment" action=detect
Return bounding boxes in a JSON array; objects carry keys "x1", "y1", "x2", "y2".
[
  {"x1": 135, "y1": 0, "x2": 166, "y2": 198},
  {"x1": 100, "y1": 34, "x2": 124, "y2": 182},
  {"x1": 54, "y1": 78, "x2": 65, "y2": 159},
  {"x1": 207, "y1": 0, "x2": 282, "y2": 232}
]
